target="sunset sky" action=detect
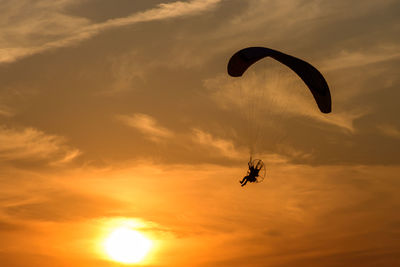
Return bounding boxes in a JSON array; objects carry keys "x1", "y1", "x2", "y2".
[{"x1": 1, "y1": 0, "x2": 400, "y2": 266}]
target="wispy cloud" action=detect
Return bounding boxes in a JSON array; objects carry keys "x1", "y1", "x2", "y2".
[
  {"x1": 0, "y1": 126, "x2": 80, "y2": 164},
  {"x1": 320, "y1": 47, "x2": 400, "y2": 72},
  {"x1": 117, "y1": 113, "x2": 174, "y2": 142},
  {"x1": 0, "y1": 106, "x2": 14, "y2": 117},
  {"x1": 377, "y1": 124, "x2": 400, "y2": 139},
  {"x1": 0, "y1": 0, "x2": 222, "y2": 64},
  {"x1": 192, "y1": 128, "x2": 243, "y2": 159},
  {"x1": 5, "y1": 191, "x2": 121, "y2": 222}
]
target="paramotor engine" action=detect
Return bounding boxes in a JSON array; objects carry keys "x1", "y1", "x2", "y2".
[{"x1": 249, "y1": 158, "x2": 266, "y2": 183}]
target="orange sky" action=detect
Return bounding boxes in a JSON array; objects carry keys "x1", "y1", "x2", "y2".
[{"x1": 0, "y1": 0, "x2": 400, "y2": 266}]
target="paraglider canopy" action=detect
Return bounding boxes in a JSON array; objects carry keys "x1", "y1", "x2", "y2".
[{"x1": 227, "y1": 47, "x2": 331, "y2": 113}]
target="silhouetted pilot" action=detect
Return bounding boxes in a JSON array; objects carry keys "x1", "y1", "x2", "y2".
[{"x1": 240, "y1": 158, "x2": 262, "y2": 186}]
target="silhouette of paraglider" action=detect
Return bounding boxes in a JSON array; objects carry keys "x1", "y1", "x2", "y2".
[{"x1": 228, "y1": 47, "x2": 331, "y2": 185}]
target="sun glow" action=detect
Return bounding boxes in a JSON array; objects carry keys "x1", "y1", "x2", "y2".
[{"x1": 104, "y1": 227, "x2": 153, "y2": 264}]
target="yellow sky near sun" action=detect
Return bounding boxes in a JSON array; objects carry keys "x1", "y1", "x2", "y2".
[{"x1": 1, "y1": 161, "x2": 400, "y2": 266}]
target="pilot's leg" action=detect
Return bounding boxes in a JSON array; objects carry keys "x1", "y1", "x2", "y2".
[{"x1": 240, "y1": 175, "x2": 249, "y2": 184}]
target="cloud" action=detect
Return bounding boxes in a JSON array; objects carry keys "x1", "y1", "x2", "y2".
[
  {"x1": 275, "y1": 143, "x2": 313, "y2": 160},
  {"x1": 314, "y1": 109, "x2": 367, "y2": 133},
  {"x1": 219, "y1": 0, "x2": 398, "y2": 38},
  {"x1": 127, "y1": 0, "x2": 221, "y2": 21},
  {"x1": 0, "y1": 126, "x2": 80, "y2": 165},
  {"x1": 377, "y1": 124, "x2": 400, "y2": 139},
  {"x1": 0, "y1": 220, "x2": 24, "y2": 232},
  {"x1": 117, "y1": 113, "x2": 174, "y2": 142},
  {"x1": 0, "y1": 0, "x2": 222, "y2": 64},
  {"x1": 321, "y1": 47, "x2": 400, "y2": 72},
  {"x1": 4, "y1": 191, "x2": 122, "y2": 222},
  {"x1": 192, "y1": 128, "x2": 243, "y2": 159},
  {"x1": 0, "y1": 106, "x2": 14, "y2": 117},
  {"x1": 105, "y1": 51, "x2": 147, "y2": 94}
]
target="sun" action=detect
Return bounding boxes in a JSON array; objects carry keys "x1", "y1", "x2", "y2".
[{"x1": 104, "y1": 227, "x2": 153, "y2": 264}]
